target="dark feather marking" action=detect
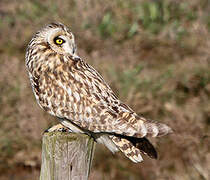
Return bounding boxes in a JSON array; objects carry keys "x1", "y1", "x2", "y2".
[
  {"x1": 133, "y1": 137, "x2": 158, "y2": 159},
  {"x1": 60, "y1": 56, "x2": 65, "y2": 63},
  {"x1": 33, "y1": 76, "x2": 40, "y2": 93},
  {"x1": 47, "y1": 22, "x2": 65, "y2": 30},
  {"x1": 107, "y1": 111, "x2": 117, "y2": 118},
  {"x1": 112, "y1": 106, "x2": 119, "y2": 113},
  {"x1": 43, "y1": 106, "x2": 50, "y2": 112}
]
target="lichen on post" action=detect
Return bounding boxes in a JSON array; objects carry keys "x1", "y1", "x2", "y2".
[{"x1": 40, "y1": 132, "x2": 95, "y2": 180}]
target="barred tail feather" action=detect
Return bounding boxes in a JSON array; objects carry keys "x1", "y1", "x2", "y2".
[
  {"x1": 144, "y1": 122, "x2": 173, "y2": 137},
  {"x1": 110, "y1": 136, "x2": 143, "y2": 163},
  {"x1": 135, "y1": 121, "x2": 173, "y2": 138},
  {"x1": 127, "y1": 136, "x2": 157, "y2": 159}
]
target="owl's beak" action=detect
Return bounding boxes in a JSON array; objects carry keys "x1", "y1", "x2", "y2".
[
  {"x1": 72, "y1": 53, "x2": 81, "y2": 61},
  {"x1": 71, "y1": 45, "x2": 80, "y2": 61},
  {"x1": 67, "y1": 53, "x2": 81, "y2": 61},
  {"x1": 72, "y1": 46, "x2": 76, "y2": 54}
]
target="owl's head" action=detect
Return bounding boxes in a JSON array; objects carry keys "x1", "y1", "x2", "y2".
[{"x1": 27, "y1": 23, "x2": 80, "y2": 59}]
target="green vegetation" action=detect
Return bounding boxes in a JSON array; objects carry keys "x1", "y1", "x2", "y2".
[{"x1": 0, "y1": 0, "x2": 209, "y2": 179}]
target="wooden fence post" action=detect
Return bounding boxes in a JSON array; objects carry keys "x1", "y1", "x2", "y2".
[{"x1": 40, "y1": 132, "x2": 95, "y2": 180}]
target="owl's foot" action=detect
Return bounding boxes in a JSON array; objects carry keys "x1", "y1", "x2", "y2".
[
  {"x1": 44, "y1": 123, "x2": 96, "y2": 142},
  {"x1": 44, "y1": 123, "x2": 72, "y2": 133}
]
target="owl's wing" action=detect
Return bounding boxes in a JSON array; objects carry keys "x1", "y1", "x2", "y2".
[{"x1": 39, "y1": 60, "x2": 172, "y2": 138}]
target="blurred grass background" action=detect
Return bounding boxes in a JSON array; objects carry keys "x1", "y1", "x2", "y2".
[{"x1": 0, "y1": 0, "x2": 210, "y2": 179}]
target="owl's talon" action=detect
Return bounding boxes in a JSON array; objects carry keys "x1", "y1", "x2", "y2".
[{"x1": 44, "y1": 124, "x2": 72, "y2": 133}]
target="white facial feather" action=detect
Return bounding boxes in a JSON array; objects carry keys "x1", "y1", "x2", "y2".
[
  {"x1": 45, "y1": 28, "x2": 60, "y2": 43},
  {"x1": 59, "y1": 35, "x2": 75, "y2": 54}
]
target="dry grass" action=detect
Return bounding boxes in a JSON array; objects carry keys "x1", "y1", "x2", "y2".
[{"x1": 0, "y1": 0, "x2": 209, "y2": 179}]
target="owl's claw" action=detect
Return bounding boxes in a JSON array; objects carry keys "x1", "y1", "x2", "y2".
[{"x1": 44, "y1": 124, "x2": 72, "y2": 133}]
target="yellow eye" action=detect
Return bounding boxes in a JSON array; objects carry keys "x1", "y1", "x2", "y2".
[
  {"x1": 54, "y1": 37, "x2": 65, "y2": 45},
  {"x1": 55, "y1": 39, "x2": 63, "y2": 44}
]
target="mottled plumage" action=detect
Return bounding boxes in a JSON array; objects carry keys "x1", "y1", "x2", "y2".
[{"x1": 25, "y1": 22, "x2": 172, "y2": 163}]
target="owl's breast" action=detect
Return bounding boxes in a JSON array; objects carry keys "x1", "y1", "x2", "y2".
[{"x1": 30, "y1": 64, "x2": 92, "y2": 121}]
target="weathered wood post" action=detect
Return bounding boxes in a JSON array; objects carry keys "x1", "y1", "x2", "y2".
[{"x1": 40, "y1": 132, "x2": 95, "y2": 180}]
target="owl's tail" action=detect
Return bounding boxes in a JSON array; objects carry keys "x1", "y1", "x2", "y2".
[
  {"x1": 109, "y1": 118, "x2": 173, "y2": 163},
  {"x1": 138, "y1": 121, "x2": 173, "y2": 138},
  {"x1": 110, "y1": 135, "x2": 157, "y2": 163}
]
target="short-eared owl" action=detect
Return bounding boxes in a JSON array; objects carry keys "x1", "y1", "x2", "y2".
[{"x1": 25, "y1": 22, "x2": 172, "y2": 163}]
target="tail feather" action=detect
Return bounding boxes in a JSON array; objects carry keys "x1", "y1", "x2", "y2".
[
  {"x1": 110, "y1": 136, "x2": 143, "y2": 163},
  {"x1": 111, "y1": 133, "x2": 158, "y2": 160},
  {"x1": 104, "y1": 119, "x2": 172, "y2": 163},
  {"x1": 127, "y1": 136, "x2": 157, "y2": 159},
  {"x1": 135, "y1": 121, "x2": 173, "y2": 138}
]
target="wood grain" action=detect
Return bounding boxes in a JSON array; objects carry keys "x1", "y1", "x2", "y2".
[{"x1": 40, "y1": 132, "x2": 95, "y2": 180}]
